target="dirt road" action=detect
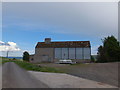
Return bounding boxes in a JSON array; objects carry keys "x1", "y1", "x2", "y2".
[
  {"x1": 40, "y1": 62, "x2": 118, "y2": 86},
  {"x1": 2, "y1": 62, "x2": 117, "y2": 88},
  {"x1": 2, "y1": 62, "x2": 49, "y2": 88},
  {"x1": 66, "y1": 63, "x2": 118, "y2": 87},
  {"x1": 29, "y1": 71, "x2": 117, "y2": 88}
]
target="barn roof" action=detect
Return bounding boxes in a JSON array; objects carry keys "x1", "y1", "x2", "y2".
[{"x1": 35, "y1": 41, "x2": 91, "y2": 48}]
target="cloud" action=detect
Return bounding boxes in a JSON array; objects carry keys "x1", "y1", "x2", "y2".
[
  {"x1": 0, "y1": 41, "x2": 20, "y2": 51},
  {"x1": 2, "y1": 2, "x2": 118, "y2": 56},
  {"x1": 0, "y1": 41, "x2": 34, "y2": 57},
  {"x1": 3, "y1": 2, "x2": 118, "y2": 34},
  {"x1": 3, "y1": 2, "x2": 118, "y2": 38}
]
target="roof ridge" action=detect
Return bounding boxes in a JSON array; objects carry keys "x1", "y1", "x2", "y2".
[
  {"x1": 38, "y1": 41, "x2": 90, "y2": 43},
  {"x1": 36, "y1": 41, "x2": 90, "y2": 48}
]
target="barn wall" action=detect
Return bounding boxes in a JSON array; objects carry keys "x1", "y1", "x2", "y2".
[
  {"x1": 33, "y1": 47, "x2": 91, "y2": 63},
  {"x1": 83, "y1": 48, "x2": 91, "y2": 59},
  {"x1": 34, "y1": 48, "x2": 54, "y2": 63},
  {"x1": 62, "y1": 48, "x2": 68, "y2": 59},
  {"x1": 69, "y1": 48, "x2": 75, "y2": 59},
  {"x1": 29, "y1": 55, "x2": 34, "y2": 63},
  {"x1": 55, "y1": 47, "x2": 91, "y2": 60},
  {"x1": 55, "y1": 48, "x2": 62, "y2": 59},
  {"x1": 76, "y1": 48, "x2": 83, "y2": 59}
]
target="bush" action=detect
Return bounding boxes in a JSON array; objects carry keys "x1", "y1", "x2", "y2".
[
  {"x1": 91, "y1": 56, "x2": 95, "y2": 62},
  {"x1": 23, "y1": 51, "x2": 29, "y2": 61}
]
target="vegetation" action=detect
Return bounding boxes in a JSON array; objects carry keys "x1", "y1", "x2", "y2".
[
  {"x1": 97, "y1": 35, "x2": 120, "y2": 63},
  {"x1": 23, "y1": 51, "x2": 29, "y2": 61},
  {"x1": 15, "y1": 61, "x2": 63, "y2": 73},
  {"x1": 91, "y1": 55, "x2": 95, "y2": 62},
  {"x1": 0, "y1": 57, "x2": 2, "y2": 65},
  {"x1": 2, "y1": 58, "x2": 63, "y2": 73}
]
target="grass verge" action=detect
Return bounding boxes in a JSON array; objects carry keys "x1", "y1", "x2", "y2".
[{"x1": 2, "y1": 58, "x2": 64, "y2": 73}]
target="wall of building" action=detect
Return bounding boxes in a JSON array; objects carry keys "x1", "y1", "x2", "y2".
[
  {"x1": 55, "y1": 47, "x2": 91, "y2": 60},
  {"x1": 29, "y1": 55, "x2": 34, "y2": 63},
  {"x1": 34, "y1": 48, "x2": 54, "y2": 63},
  {"x1": 83, "y1": 48, "x2": 91, "y2": 59},
  {"x1": 33, "y1": 47, "x2": 91, "y2": 63}
]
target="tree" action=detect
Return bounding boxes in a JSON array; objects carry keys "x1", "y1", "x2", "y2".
[
  {"x1": 23, "y1": 51, "x2": 29, "y2": 61},
  {"x1": 97, "y1": 45, "x2": 107, "y2": 63},
  {"x1": 97, "y1": 35, "x2": 120, "y2": 62},
  {"x1": 91, "y1": 55, "x2": 95, "y2": 62}
]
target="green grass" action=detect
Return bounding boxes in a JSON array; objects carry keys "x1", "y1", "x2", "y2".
[
  {"x1": 2, "y1": 57, "x2": 15, "y2": 64},
  {"x1": 15, "y1": 61, "x2": 63, "y2": 73},
  {"x1": 0, "y1": 57, "x2": 2, "y2": 65},
  {"x1": 2, "y1": 58, "x2": 64, "y2": 73}
]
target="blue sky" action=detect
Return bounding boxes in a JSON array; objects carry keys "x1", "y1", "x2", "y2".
[{"x1": 1, "y1": 2, "x2": 118, "y2": 56}]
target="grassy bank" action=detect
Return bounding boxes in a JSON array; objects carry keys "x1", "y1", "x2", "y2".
[
  {"x1": 2, "y1": 58, "x2": 63, "y2": 73},
  {"x1": 0, "y1": 57, "x2": 2, "y2": 65}
]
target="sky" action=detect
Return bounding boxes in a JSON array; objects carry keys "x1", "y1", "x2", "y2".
[{"x1": 1, "y1": 2, "x2": 118, "y2": 57}]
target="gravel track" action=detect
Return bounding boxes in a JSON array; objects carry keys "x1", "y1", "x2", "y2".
[
  {"x1": 2, "y1": 62, "x2": 49, "y2": 88},
  {"x1": 2, "y1": 62, "x2": 118, "y2": 88},
  {"x1": 66, "y1": 63, "x2": 118, "y2": 87},
  {"x1": 29, "y1": 71, "x2": 117, "y2": 88},
  {"x1": 39, "y1": 62, "x2": 119, "y2": 87}
]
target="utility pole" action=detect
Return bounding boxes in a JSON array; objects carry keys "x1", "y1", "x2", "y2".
[{"x1": 6, "y1": 51, "x2": 9, "y2": 58}]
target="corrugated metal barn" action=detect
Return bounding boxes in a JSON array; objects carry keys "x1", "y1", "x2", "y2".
[{"x1": 30, "y1": 38, "x2": 91, "y2": 63}]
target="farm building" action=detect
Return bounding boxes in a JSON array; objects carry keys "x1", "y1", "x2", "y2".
[{"x1": 30, "y1": 38, "x2": 91, "y2": 63}]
